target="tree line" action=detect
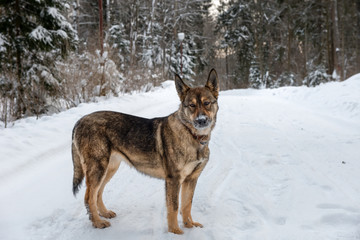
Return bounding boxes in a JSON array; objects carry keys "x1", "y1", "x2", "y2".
[
  {"x1": 216, "y1": 0, "x2": 360, "y2": 88},
  {"x1": 1, "y1": 0, "x2": 359, "y2": 125}
]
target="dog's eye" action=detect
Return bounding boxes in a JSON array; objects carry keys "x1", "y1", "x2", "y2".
[
  {"x1": 204, "y1": 101, "x2": 211, "y2": 106},
  {"x1": 189, "y1": 103, "x2": 196, "y2": 108}
]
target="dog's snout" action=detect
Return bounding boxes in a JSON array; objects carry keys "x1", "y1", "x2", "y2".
[
  {"x1": 194, "y1": 115, "x2": 209, "y2": 128},
  {"x1": 196, "y1": 117, "x2": 207, "y2": 125}
]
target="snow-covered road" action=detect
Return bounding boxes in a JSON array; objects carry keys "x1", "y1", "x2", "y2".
[{"x1": 1, "y1": 76, "x2": 360, "y2": 239}]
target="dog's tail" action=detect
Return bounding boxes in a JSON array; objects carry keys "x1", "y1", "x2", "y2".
[{"x1": 72, "y1": 131, "x2": 84, "y2": 196}]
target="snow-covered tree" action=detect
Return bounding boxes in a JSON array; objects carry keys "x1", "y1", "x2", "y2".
[
  {"x1": 168, "y1": 36, "x2": 197, "y2": 82},
  {"x1": 108, "y1": 24, "x2": 130, "y2": 70},
  {"x1": 303, "y1": 65, "x2": 331, "y2": 87},
  {"x1": 274, "y1": 72, "x2": 297, "y2": 88},
  {"x1": 248, "y1": 57, "x2": 262, "y2": 89},
  {"x1": 0, "y1": 0, "x2": 77, "y2": 119},
  {"x1": 105, "y1": 0, "x2": 210, "y2": 85},
  {"x1": 216, "y1": 1, "x2": 254, "y2": 87}
]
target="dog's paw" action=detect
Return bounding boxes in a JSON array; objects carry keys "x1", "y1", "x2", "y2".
[
  {"x1": 192, "y1": 222, "x2": 203, "y2": 228},
  {"x1": 100, "y1": 210, "x2": 117, "y2": 219},
  {"x1": 169, "y1": 227, "x2": 184, "y2": 235},
  {"x1": 92, "y1": 219, "x2": 111, "y2": 229},
  {"x1": 184, "y1": 219, "x2": 203, "y2": 228}
]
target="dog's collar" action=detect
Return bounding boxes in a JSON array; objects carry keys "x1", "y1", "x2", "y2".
[
  {"x1": 184, "y1": 125, "x2": 209, "y2": 145},
  {"x1": 192, "y1": 133, "x2": 209, "y2": 145}
]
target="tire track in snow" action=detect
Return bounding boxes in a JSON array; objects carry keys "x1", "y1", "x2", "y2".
[{"x1": 0, "y1": 141, "x2": 69, "y2": 187}]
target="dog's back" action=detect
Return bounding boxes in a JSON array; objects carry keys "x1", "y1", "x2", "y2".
[{"x1": 72, "y1": 111, "x2": 167, "y2": 195}]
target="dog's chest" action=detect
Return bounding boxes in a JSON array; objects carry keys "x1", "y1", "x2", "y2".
[{"x1": 180, "y1": 158, "x2": 206, "y2": 181}]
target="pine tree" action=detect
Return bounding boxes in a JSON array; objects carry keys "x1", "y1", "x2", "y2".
[
  {"x1": 169, "y1": 36, "x2": 197, "y2": 82},
  {"x1": 0, "y1": 0, "x2": 77, "y2": 119},
  {"x1": 216, "y1": 0, "x2": 254, "y2": 87},
  {"x1": 108, "y1": 23, "x2": 130, "y2": 71},
  {"x1": 248, "y1": 57, "x2": 262, "y2": 89}
]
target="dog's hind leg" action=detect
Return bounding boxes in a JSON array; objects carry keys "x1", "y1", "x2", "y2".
[
  {"x1": 84, "y1": 157, "x2": 111, "y2": 228},
  {"x1": 97, "y1": 152, "x2": 121, "y2": 219}
]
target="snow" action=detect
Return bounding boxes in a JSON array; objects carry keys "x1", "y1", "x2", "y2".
[
  {"x1": 333, "y1": 70, "x2": 340, "y2": 81},
  {"x1": 29, "y1": 26, "x2": 53, "y2": 45},
  {"x1": 178, "y1": 32, "x2": 185, "y2": 41},
  {"x1": 1, "y1": 75, "x2": 360, "y2": 239},
  {"x1": 56, "y1": 30, "x2": 69, "y2": 39},
  {"x1": 47, "y1": 7, "x2": 63, "y2": 21},
  {"x1": 0, "y1": 33, "x2": 7, "y2": 52}
]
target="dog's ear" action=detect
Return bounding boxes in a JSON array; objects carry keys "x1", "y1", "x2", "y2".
[
  {"x1": 175, "y1": 74, "x2": 190, "y2": 102},
  {"x1": 205, "y1": 69, "x2": 219, "y2": 99}
]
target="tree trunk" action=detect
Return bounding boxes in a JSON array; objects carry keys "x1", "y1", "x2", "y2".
[
  {"x1": 98, "y1": 0, "x2": 106, "y2": 96},
  {"x1": 129, "y1": 2, "x2": 139, "y2": 68},
  {"x1": 15, "y1": 0, "x2": 25, "y2": 118},
  {"x1": 327, "y1": 2, "x2": 334, "y2": 76},
  {"x1": 173, "y1": 0, "x2": 177, "y2": 39},
  {"x1": 98, "y1": 0, "x2": 104, "y2": 56},
  {"x1": 340, "y1": 1, "x2": 345, "y2": 80},
  {"x1": 303, "y1": 29, "x2": 308, "y2": 84},
  {"x1": 287, "y1": 20, "x2": 292, "y2": 73},
  {"x1": 105, "y1": 0, "x2": 110, "y2": 26},
  {"x1": 332, "y1": 0, "x2": 341, "y2": 80},
  {"x1": 357, "y1": 0, "x2": 360, "y2": 72},
  {"x1": 225, "y1": 47, "x2": 229, "y2": 84}
]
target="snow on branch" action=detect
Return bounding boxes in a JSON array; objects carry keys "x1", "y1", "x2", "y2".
[
  {"x1": 47, "y1": 7, "x2": 66, "y2": 22},
  {"x1": 0, "y1": 34, "x2": 8, "y2": 52},
  {"x1": 29, "y1": 26, "x2": 53, "y2": 46}
]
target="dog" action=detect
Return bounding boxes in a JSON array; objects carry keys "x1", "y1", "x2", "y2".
[{"x1": 71, "y1": 69, "x2": 219, "y2": 234}]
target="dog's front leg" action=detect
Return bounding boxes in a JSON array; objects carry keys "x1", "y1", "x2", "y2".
[
  {"x1": 181, "y1": 176, "x2": 203, "y2": 228},
  {"x1": 165, "y1": 177, "x2": 183, "y2": 234}
]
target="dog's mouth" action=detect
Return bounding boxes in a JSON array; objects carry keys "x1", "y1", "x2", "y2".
[{"x1": 193, "y1": 115, "x2": 211, "y2": 129}]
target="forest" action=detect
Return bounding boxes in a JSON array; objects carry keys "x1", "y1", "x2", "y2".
[{"x1": 0, "y1": 0, "x2": 360, "y2": 125}]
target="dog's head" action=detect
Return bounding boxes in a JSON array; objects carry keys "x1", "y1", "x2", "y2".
[{"x1": 175, "y1": 69, "x2": 219, "y2": 135}]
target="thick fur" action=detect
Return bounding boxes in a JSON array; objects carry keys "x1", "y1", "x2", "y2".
[{"x1": 72, "y1": 69, "x2": 219, "y2": 234}]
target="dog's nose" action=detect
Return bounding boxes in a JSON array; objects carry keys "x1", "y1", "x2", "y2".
[
  {"x1": 195, "y1": 115, "x2": 209, "y2": 128},
  {"x1": 196, "y1": 118, "x2": 207, "y2": 126}
]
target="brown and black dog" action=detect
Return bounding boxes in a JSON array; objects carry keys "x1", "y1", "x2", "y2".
[{"x1": 71, "y1": 69, "x2": 219, "y2": 234}]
